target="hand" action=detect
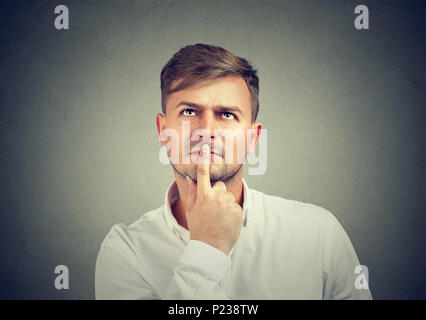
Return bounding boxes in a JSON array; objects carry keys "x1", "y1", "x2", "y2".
[{"x1": 185, "y1": 144, "x2": 243, "y2": 255}]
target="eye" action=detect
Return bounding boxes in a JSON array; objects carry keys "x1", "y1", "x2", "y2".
[
  {"x1": 182, "y1": 109, "x2": 195, "y2": 116},
  {"x1": 222, "y1": 112, "x2": 235, "y2": 120}
]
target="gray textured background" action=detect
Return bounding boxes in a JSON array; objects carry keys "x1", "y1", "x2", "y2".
[{"x1": 1, "y1": 0, "x2": 425, "y2": 299}]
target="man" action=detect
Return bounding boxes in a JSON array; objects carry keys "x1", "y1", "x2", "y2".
[{"x1": 95, "y1": 43, "x2": 372, "y2": 300}]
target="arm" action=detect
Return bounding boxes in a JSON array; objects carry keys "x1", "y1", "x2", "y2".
[
  {"x1": 164, "y1": 240, "x2": 231, "y2": 299},
  {"x1": 95, "y1": 239, "x2": 232, "y2": 300},
  {"x1": 322, "y1": 215, "x2": 373, "y2": 300},
  {"x1": 95, "y1": 242, "x2": 160, "y2": 300}
]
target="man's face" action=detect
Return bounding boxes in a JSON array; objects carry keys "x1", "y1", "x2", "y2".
[{"x1": 156, "y1": 75, "x2": 261, "y2": 183}]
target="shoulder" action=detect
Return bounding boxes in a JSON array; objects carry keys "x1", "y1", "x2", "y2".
[
  {"x1": 99, "y1": 206, "x2": 166, "y2": 254},
  {"x1": 250, "y1": 188, "x2": 339, "y2": 227}
]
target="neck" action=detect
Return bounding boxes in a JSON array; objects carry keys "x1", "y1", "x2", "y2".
[{"x1": 171, "y1": 169, "x2": 244, "y2": 230}]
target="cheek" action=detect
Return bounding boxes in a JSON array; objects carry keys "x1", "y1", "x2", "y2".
[
  {"x1": 215, "y1": 130, "x2": 247, "y2": 163},
  {"x1": 161, "y1": 123, "x2": 182, "y2": 152}
]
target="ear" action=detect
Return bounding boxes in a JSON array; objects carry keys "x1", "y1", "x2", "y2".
[
  {"x1": 247, "y1": 122, "x2": 263, "y2": 155},
  {"x1": 156, "y1": 113, "x2": 167, "y2": 146}
]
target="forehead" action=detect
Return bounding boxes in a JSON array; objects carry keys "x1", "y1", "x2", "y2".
[{"x1": 166, "y1": 76, "x2": 252, "y2": 114}]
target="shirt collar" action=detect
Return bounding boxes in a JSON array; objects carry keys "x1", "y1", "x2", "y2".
[{"x1": 163, "y1": 178, "x2": 252, "y2": 235}]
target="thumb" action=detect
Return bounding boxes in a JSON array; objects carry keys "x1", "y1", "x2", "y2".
[{"x1": 185, "y1": 176, "x2": 197, "y2": 207}]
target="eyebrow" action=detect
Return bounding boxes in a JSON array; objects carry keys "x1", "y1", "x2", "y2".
[{"x1": 175, "y1": 101, "x2": 243, "y2": 116}]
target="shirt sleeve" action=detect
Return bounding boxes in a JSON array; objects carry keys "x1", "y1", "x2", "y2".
[
  {"x1": 164, "y1": 240, "x2": 232, "y2": 300},
  {"x1": 95, "y1": 243, "x2": 160, "y2": 300},
  {"x1": 322, "y1": 215, "x2": 373, "y2": 300}
]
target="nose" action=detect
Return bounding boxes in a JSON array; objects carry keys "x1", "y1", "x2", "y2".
[{"x1": 194, "y1": 111, "x2": 217, "y2": 140}]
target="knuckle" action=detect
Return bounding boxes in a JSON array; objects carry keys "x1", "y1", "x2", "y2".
[
  {"x1": 227, "y1": 192, "x2": 236, "y2": 202},
  {"x1": 219, "y1": 198, "x2": 228, "y2": 208},
  {"x1": 199, "y1": 193, "x2": 210, "y2": 203},
  {"x1": 212, "y1": 183, "x2": 225, "y2": 192},
  {"x1": 215, "y1": 181, "x2": 226, "y2": 188}
]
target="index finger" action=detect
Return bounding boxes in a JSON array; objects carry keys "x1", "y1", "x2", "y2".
[{"x1": 197, "y1": 144, "x2": 211, "y2": 195}]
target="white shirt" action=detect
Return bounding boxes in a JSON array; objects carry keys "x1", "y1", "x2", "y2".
[{"x1": 95, "y1": 179, "x2": 372, "y2": 300}]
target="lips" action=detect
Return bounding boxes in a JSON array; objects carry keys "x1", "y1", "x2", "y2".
[
  {"x1": 190, "y1": 150, "x2": 222, "y2": 157},
  {"x1": 189, "y1": 146, "x2": 222, "y2": 157},
  {"x1": 187, "y1": 142, "x2": 224, "y2": 158}
]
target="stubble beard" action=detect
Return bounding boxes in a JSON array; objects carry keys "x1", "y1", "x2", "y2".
[{"x1": 170, "y1": 162, "x2": 243, "y2": 185}]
